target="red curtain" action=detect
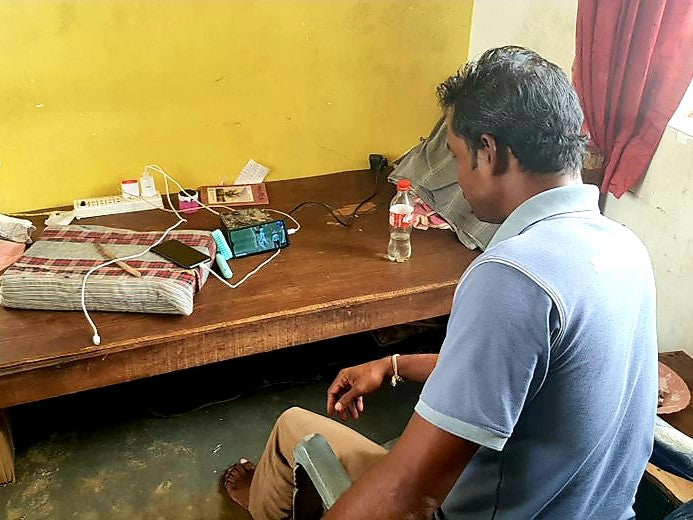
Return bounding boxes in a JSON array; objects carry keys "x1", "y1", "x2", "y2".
[{"x1": 573, "y1": 0, "x2": 693, "y2": 198}]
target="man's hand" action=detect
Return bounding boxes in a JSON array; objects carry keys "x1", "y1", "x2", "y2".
[{"x1": 327, "y1": 358, "x2": 391, "y2": 421}]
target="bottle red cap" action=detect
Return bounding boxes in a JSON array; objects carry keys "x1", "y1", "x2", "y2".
[{"x1": 397, "y1": 179, "x2": 412, "y2": 191}]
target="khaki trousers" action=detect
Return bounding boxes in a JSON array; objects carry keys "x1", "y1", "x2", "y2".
[
  {"x1": 0, "y1": 410, "x2": 14, "y2": 485},
  {"x1": 248, "y1": 407, "x2": 388, "y2": 520}
]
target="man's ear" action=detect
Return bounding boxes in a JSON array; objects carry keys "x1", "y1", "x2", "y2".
[{"x1": 479, "y1": 133, "x2": 509, "y2": 175}]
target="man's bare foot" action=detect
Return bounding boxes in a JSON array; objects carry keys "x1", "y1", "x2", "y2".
[{"x1": 222, "y1": 458, "x2": 256, "y2": 510}]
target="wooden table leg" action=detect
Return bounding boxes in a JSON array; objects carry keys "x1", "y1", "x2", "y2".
[{"x1": 0, "y1": 409, "x2": 15, "y2": 485}]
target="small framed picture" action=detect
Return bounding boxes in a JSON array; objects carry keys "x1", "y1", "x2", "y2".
[{"x1": 198, "y1": 184, "x2": 269, "y2": 206}]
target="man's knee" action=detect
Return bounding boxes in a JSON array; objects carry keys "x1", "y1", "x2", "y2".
[
  {"x1": 276, "y1": 406, "x2": 308, "y2": 429},
  {"x1": 275, "y1": 406, "x2": 315, "y2": 440},
  {"x1": 272, "y1": 407, "x2": 317, "y2": 463}
]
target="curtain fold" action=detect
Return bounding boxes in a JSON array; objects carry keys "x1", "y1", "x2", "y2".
[{"x1": 573, "y1": 0, "x2": 693, "y2": 197}]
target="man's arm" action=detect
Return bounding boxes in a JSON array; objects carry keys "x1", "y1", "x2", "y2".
[
  {"x1": 327, "y1": 354, "x2": 438, "y2": 420},
  {"x1": 324, "y1": 412, "x2": 478, "y2": 520},
  {"x1": 326, "y1": 261, "x2": 553, "y2": 515},
  {"x1": 394, "y1": 354, "x2": 439, "y2": 383}
]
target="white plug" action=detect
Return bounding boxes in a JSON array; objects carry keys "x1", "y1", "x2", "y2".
[
  {"x1": 92, "y1": 334, "x2": 101, "y2": 346},
  {"x1": 140, "y1": 171, "x2": 158, "y2": 198}
]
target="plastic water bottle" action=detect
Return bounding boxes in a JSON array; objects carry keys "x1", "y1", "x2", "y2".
[{"x1": 387, "y1": 179, "x2": 414, "y2": 262}]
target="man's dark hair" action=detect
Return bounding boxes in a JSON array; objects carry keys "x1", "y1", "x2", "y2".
[{"x1": 438, "y1": 46, "x2": 586, "y2": 174}]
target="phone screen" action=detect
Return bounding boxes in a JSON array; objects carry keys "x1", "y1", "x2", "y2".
[
  {"x1": 150, "y1": 239, "x2": 211, "y2": 268},
  {"x1": 228, "y1": 220, "x2": 289, "y2": 258}
]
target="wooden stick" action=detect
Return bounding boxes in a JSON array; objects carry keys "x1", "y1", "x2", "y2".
[{"x1": 94, "y1": 243, "x2": 142, "y2": 278}]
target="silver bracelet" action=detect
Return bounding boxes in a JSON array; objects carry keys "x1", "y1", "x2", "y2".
[{"x1": 390, "y1": 354, "x2": 404, "y2": 387}]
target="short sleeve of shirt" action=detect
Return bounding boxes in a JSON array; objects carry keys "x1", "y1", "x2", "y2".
[{"x1": 415, "y1": 259, "x2": 556, "y2": 451}]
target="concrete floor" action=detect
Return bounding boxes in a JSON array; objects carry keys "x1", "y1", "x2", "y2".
[{"x1": 0, "y1": 332, "x2": 432, "y2": 520}]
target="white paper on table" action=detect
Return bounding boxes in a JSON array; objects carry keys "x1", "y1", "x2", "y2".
[
  {"x1": 45, "y1": 210, "x2": 76, "y2": 226},
  {"x1": 234, "y1": 159, "x2": 270, "y2": 185}
]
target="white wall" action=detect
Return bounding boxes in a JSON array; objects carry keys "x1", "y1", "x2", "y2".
[
  {"x1": 604, "y1": 131, "x2": 693, "y2": 353},
  {"x1": 468, "y1": 0, "x2": 578, "y2": 71},
  {"x1": 469, "y1": 0, "x2": 693, "y2": 354}
]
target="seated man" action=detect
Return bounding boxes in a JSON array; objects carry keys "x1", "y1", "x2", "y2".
[{"x1": 222, "y1": 46, "x2": 657, "y2": 519}]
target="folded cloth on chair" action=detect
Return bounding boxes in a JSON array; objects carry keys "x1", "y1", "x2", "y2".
[
  {"x1": 0, "y1": 225, "x2": 216, "y2": 315},
  {"x1": 651, "y1": 417, "x2": 693, "y2": 482}
]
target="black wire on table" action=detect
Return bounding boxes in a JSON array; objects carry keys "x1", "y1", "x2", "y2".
[{"x1": 288, "y1": 167, "x2": 383, "y2": 227}]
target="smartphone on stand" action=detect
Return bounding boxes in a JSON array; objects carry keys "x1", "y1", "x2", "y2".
[{"x1": 226, "y1": 219, "x2": 289, "y2": 259}]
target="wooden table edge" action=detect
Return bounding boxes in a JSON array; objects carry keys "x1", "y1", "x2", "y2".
[
  {"x1": 0, "y1": 282, "x2": 456, "y2": 408},
  {"x1": 0, "y1": 279, "x2": 456, "y2": 374}
]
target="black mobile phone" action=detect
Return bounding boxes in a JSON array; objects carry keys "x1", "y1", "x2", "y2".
[
  {"x1": 227, "y1": 219, "x2": 290, "y2": 259},
  {"x1": 150, "y1": 239, "x2": 211, "y2": 269}
]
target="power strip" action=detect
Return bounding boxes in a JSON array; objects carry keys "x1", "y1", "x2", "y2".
[{"x1": 73, "y1": 194, "x2": 164, "y2": 219}]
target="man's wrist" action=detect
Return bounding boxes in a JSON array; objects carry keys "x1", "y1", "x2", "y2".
[{"x1": 381, "y1": 356, "x2": 396, "y2": 380}]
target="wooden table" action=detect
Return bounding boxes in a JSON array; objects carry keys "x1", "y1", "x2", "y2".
[{"x1": 0, "y1": 170, "x2": 479, "y2": 483}]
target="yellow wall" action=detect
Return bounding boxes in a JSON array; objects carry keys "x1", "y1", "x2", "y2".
[{"x1": 0, "y1": 0, "x2": 472, "y2": 212}]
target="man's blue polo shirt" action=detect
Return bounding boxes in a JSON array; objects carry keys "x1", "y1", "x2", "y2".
[{"x1": 416, "y1": 184, "x2": 658, "y2": 519}]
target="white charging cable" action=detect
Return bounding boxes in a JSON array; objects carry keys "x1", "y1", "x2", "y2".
[
  {"x1": 82, "y1": 167, "x2": 189, "y2": 344},
  {"x1": 145, "y1": 165, "x2": 222, "y2": 217},
  {"x1": 264, "y1": 208, "x2": 300, "y2": 235},
  {"x1": 201, "y1": 248, "x2": 281, "y2": 289},
  {"x1": 144, "y1": 166, "x2": 302, "y2": 234},
  {"x1": 81, "y1": 165, "x2": 294, "y2": 346},
  {"x1": 207, "y1": 204, "x2": 300, "y2": 235},
  {"x1": 130, "y1": 197, "x2": 301, "y2": 235},
  {"x1": 82, "y1": 217, "x2": 186, "y2": 345}
]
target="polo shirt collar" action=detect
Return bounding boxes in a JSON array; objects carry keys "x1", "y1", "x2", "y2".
[{"x1": 487, "y1": 184, "x2": 600, "y2": 249}]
